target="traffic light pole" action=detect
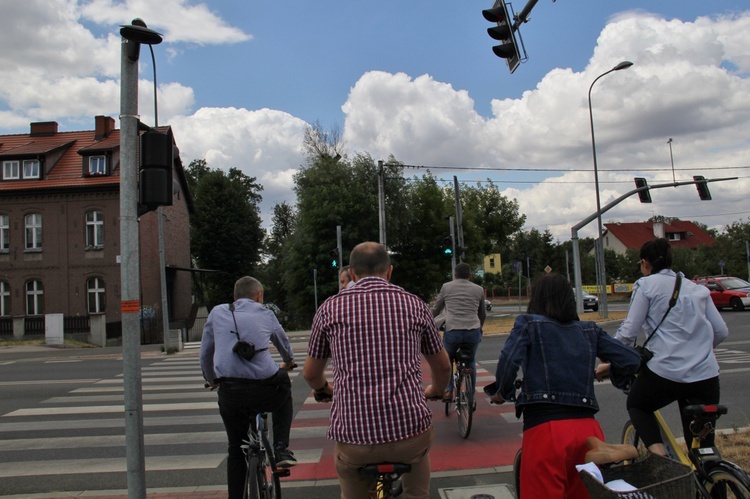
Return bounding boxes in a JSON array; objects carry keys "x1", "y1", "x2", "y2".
[{"x1": 571, "y1": 176, "x2": 737, "y2": 316}]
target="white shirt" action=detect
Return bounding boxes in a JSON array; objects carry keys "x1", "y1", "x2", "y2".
[{"x1": 615, "y1": 269, "x2": 728, "y2": 383}]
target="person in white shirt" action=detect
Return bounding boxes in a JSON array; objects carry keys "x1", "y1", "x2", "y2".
[{"x1": 598, "y1": 238, "x2": 728, "y2": 457}]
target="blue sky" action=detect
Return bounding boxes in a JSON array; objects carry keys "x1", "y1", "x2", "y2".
[{"x1": 2, "y1": 1, "x2": 749, "y2": 241}]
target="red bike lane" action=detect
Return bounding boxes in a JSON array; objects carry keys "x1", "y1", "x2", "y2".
[{"x1": 286, "y1": 362, "x2": 523, "y2": 482}]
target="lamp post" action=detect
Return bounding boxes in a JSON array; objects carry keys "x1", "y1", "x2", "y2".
[
  {"x1": 119, "y1": 19, "x2": 162, "y2": 498},
  {"x1": 588, "y1": 60, "x2": 632, "y2": 319}
]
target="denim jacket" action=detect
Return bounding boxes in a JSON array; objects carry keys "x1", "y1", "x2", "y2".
[{"x1": 492, "y1": 314, "x2": 641, "y2": 418}]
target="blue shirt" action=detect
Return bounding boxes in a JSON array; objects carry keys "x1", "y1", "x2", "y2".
[
  {"x1": 615, "y1": 270, "x2": 728, "y2": 383},
  {"x1": 200, "y1": 298, "x2": 294, "y2": 382}
]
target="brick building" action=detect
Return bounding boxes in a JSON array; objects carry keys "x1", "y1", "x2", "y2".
[{"x1": 0, "y1": 116, "x2": 194, "y2": 343}]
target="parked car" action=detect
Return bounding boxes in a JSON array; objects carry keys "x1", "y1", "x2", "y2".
[
  {"x1": 485, "y1": 299, "x2": 492, "y2": 311},
  {"x1": 573, "y1": 288, "x2": 599, "y2": 312},
  {"x1": 693, "y1": 276, "x2": 750, "y2": 311}
]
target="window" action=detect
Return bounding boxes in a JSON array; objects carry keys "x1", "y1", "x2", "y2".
[
  {"x1": 85, "y1": 211, "x2": 104, "y2": 248},
  {"x1": 87, "y1": 277, "x2": 106, "y2": 313},
  {"x1": 667, "y1": 232, "x2": 683, "y2": 241},
  {"x1": 23, "y1": 160, "x2": 40, "y2": 179},
  {"x1": 0, "y1": 214, "x2": 8, "y2": 251},
  {"x1": 26, "y1": 280, "x2": 44, "y2": 315},
  {"x1": 3, "y1": 160, "x2": 20, "y2": 180},
  {"x1": 89, "y1": 156, "x2": 106, "y2": 175},
  {"x1": 489, "y1": 257, "x2": 496, "y2": 269},
  {"x1": 0, "y1": 281, "x2": 9, "y2": 316},
  {"x1": 25, "y1": 213, "x2": 42, "y2": 250}
]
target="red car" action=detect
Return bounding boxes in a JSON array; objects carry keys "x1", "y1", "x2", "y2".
[{"x1": 693, "y1": 276, "x2": 750, "y2": 311}]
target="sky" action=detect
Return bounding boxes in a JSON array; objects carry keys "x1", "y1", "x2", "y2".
[{"x1": 2, "y1": 0, "x2": 750, "y2": 242}]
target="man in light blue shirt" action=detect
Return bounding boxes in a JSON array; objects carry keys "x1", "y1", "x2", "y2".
[{"x1": 200, "y1": 276, "x2": 296, "y2": 499}]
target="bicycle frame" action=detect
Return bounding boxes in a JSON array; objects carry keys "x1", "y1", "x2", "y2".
[{"x1": 243, "y1": 412, "x2": 287, "y2": 499}]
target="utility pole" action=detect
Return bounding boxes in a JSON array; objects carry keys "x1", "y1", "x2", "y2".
[
  {"x1": 378, "y1": 160, "x2": 386, "y2": 247},
  {"x1": 453, "y1": 176, "x2": 465, "y2": 262}
]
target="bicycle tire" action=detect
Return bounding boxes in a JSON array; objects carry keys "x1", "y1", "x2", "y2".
[
  {"x1": 244, "y1": 454, "x2": 262, "y2": 499},
  {"x1": 621, "y1": 420, "x2": 649, "y2": 461},
  {"x1": 703, "y1": 460, "x2": 750, "y2": 498},
  {"x1": 513, "y1": 448, "x2": 522, "y2": 498},
  {"x1": 457, "y1": 371, "x2": 473, "y2": 439},
  {"x1": 258, "y1": 423, "x2": 282, "y2": 499}
]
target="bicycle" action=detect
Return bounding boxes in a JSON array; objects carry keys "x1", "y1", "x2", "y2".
[
  {"x1": 243, "y1": 411, "x2": 289, "y2": 499},
  {"x1": 621, "y1": 404, "x2": 750, "y2": 497},
  {"x1": 359, "y1": 462, "x2": 411, "y2": 498},
  {"x1": 443, "y1": 342, "x2": 475, "y2": 439}
]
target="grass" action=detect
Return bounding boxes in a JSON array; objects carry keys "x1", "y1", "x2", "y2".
[{"x1": 482, "y1": 310, "x2": 629, "y2": 336}]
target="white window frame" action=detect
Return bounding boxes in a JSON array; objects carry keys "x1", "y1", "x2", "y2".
[
  {"x1": 3, "y1": 160, "x2": 20, "y2": 180},
  {"x1": 23, "y1": 159, "x2": 40, "y2": 179},
  {"x1": 0, "y1": 214, "x2": 8, "y2": 251},
  {"x1": 85, "y1": 210, "x2": 104, "y2": 248},
  {"x1": 0, "y1": 281, "x2": 9, "y2": 316},
  {"x1": 26, "y1": 280, "x2": 44, "y2": 316},
  {"x1": 25, "y1": 213, "x2": 42, "y2": 250},
  {"x1": 87, "y1": 277, "x2": 106, "y2": 314},
  {"x1": 88, "y1": 156, "x2": 107, "y2": 175}
]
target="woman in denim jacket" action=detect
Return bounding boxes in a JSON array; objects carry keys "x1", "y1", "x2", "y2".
[{"x1": 486, "y1": 273, "x2": 641, "y2": 499}]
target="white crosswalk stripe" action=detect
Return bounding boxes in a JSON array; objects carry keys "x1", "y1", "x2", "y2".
[{"x1": 0, "y1": 343, "x2": 323, "y2": 488}]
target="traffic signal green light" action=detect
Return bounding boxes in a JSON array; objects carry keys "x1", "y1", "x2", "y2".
[
  {"x1": 329, "y1": 249, "x2": 339, "y2": 268},
  {"x1": 442, "y1": 236, "x2": 453, "y2": 255}
]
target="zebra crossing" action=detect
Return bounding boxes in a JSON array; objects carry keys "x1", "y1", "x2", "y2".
[{"x1": 0, "y1": 341, "x2": 522, "y2": 496}]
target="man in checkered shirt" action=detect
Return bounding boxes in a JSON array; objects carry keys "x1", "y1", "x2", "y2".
[{"x1": 304, "y1": 241, "x2": 451, "y2": 499}]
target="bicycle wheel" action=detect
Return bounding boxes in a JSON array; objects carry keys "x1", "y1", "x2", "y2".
[
  {"x1": 513, "y1": 448, "x2": 522, "y2": 498},
  {"x1": 244, "y1": 454, "x2": 262, "y2": 499},
  {"x1": 703, "y1": 460, "x2": 750, "y2": 498},
  {"x1": 457, "y1": 370, "x2": 473, "y2": 439},
  {"x1": 262, "y1": 446, "x2": 282, "y2": 499},
  {"x1": 621, "y1": 420, "x2": 648, "y2": 461}
]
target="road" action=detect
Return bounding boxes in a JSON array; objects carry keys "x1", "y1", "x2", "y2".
[{"x1": 0, "y1": 310, "x2": 747, "y2": 498}]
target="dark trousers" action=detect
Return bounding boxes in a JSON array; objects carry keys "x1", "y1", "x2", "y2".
[
  {"x1": 217, "y1": 370, "x2": 293, "y2": 499},
  {"x1": 626, "y1": 366, "x2": 720, "y2": 448}
]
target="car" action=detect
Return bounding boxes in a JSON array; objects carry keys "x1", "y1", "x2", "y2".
[
  {"x1": 485, "y1": 299, "x2": 492, "y2": 311},
  {"x1": 693, "y1": 276, "x2": 750, "y2": 311},
  {"x1": 573, "y1": 288, "x2": 599, "y2": 312}
]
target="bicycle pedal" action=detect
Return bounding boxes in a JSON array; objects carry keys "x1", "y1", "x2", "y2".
[{"x1": 274, "y1": 469, "x2": 291, "y2": 478}]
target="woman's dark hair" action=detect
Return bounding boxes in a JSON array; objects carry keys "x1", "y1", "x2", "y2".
[
  {"x1": 640, "y1": 237, "x2": 672, "y2": 273},
  {"x1": 527, "y1": 273, "x2": 579, "y2": 323}
]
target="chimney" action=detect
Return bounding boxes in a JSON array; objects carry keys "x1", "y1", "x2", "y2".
[
  {"x1": 653, "y1": 222, "x2": 665, "y2": 239},
  {"x1": 30, "y1": 121, "x2": 58, "y2": 136},
  {"x1": 95, "y1": 116, "x2": 116, "y2": 140}
]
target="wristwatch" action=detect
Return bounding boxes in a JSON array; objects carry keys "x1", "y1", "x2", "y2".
[{"x1": 315, "y1": 381, "x2": 328, "y2": 393}]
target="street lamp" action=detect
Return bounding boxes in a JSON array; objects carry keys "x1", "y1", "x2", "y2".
[
  {"x1": 588, "y1": 60, "x2": 633, "y2": 319},
  {"x1": 119, "y1": 18, "x2": 162, "y2": 499}
]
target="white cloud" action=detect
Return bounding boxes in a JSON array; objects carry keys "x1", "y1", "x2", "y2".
[
  {"x1": 80, "y1": 0, "x2": 252, "y2": 44},
  {"x1": 1, "y1": 3, "x2": 749, "y2": 243}
]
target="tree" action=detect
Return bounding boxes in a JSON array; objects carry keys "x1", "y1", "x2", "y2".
[{"x1": 187, "y1": 161, "x2": 264, "y2": 309}]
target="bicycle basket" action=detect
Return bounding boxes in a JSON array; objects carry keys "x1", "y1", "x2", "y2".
[{"x1": 579, "y1": 454, "x2": 694, "y2": 499}]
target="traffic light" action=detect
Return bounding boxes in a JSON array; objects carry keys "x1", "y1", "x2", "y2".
[
  {"x1": 482, "y1": 0, "x2": 521, "y2": 73},
  {"x1": 329, "y1": 248, "x2": 339, "y2": 268},
  {"x1": 442, "y1": 236, "x2": 453, "y2": 255},
  {"x1": 634, "y1": 177, "x2": 652, "y2": 203},
  {"x1": 139, "y1": 129, "x2": 174, "y2": 212},
  {"x1": 693, "y1": 175, "x2": 712, "y2": 201}
]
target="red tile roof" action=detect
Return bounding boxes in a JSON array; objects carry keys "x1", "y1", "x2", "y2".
[
  {"x1": 605, "y1": 221, "x2": 715, "y2": 250},
  {"x1": 0, "y1": 125, "x2": 121, "y2": 192}
]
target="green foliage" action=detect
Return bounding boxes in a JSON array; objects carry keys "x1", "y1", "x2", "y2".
[{"x1": 186, "y1": 160, "x2": 264, "y2": 310}]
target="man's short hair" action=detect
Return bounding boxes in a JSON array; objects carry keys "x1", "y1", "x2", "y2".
[
  {"x1": 349, "y1": 242, "x2": 390, "y2": 277},
  {"x1": 455, "y1": 262, "x2": 471, "y2": 279},
  {"x1": 233, "y1": 276, "x2": 263, "y2": 300}
]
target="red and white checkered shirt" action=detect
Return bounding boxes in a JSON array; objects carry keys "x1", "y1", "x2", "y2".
[{"x1": 309, "y1": 276, "x2": 443, "y2": 445}]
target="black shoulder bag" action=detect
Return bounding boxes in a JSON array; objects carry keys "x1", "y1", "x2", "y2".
[
  {"x1": 634, "y1": 272, "x2": 682, "y2": 370},
  {"x1": 228, "y1": 303, "x2": 267, "y2": 362}
]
